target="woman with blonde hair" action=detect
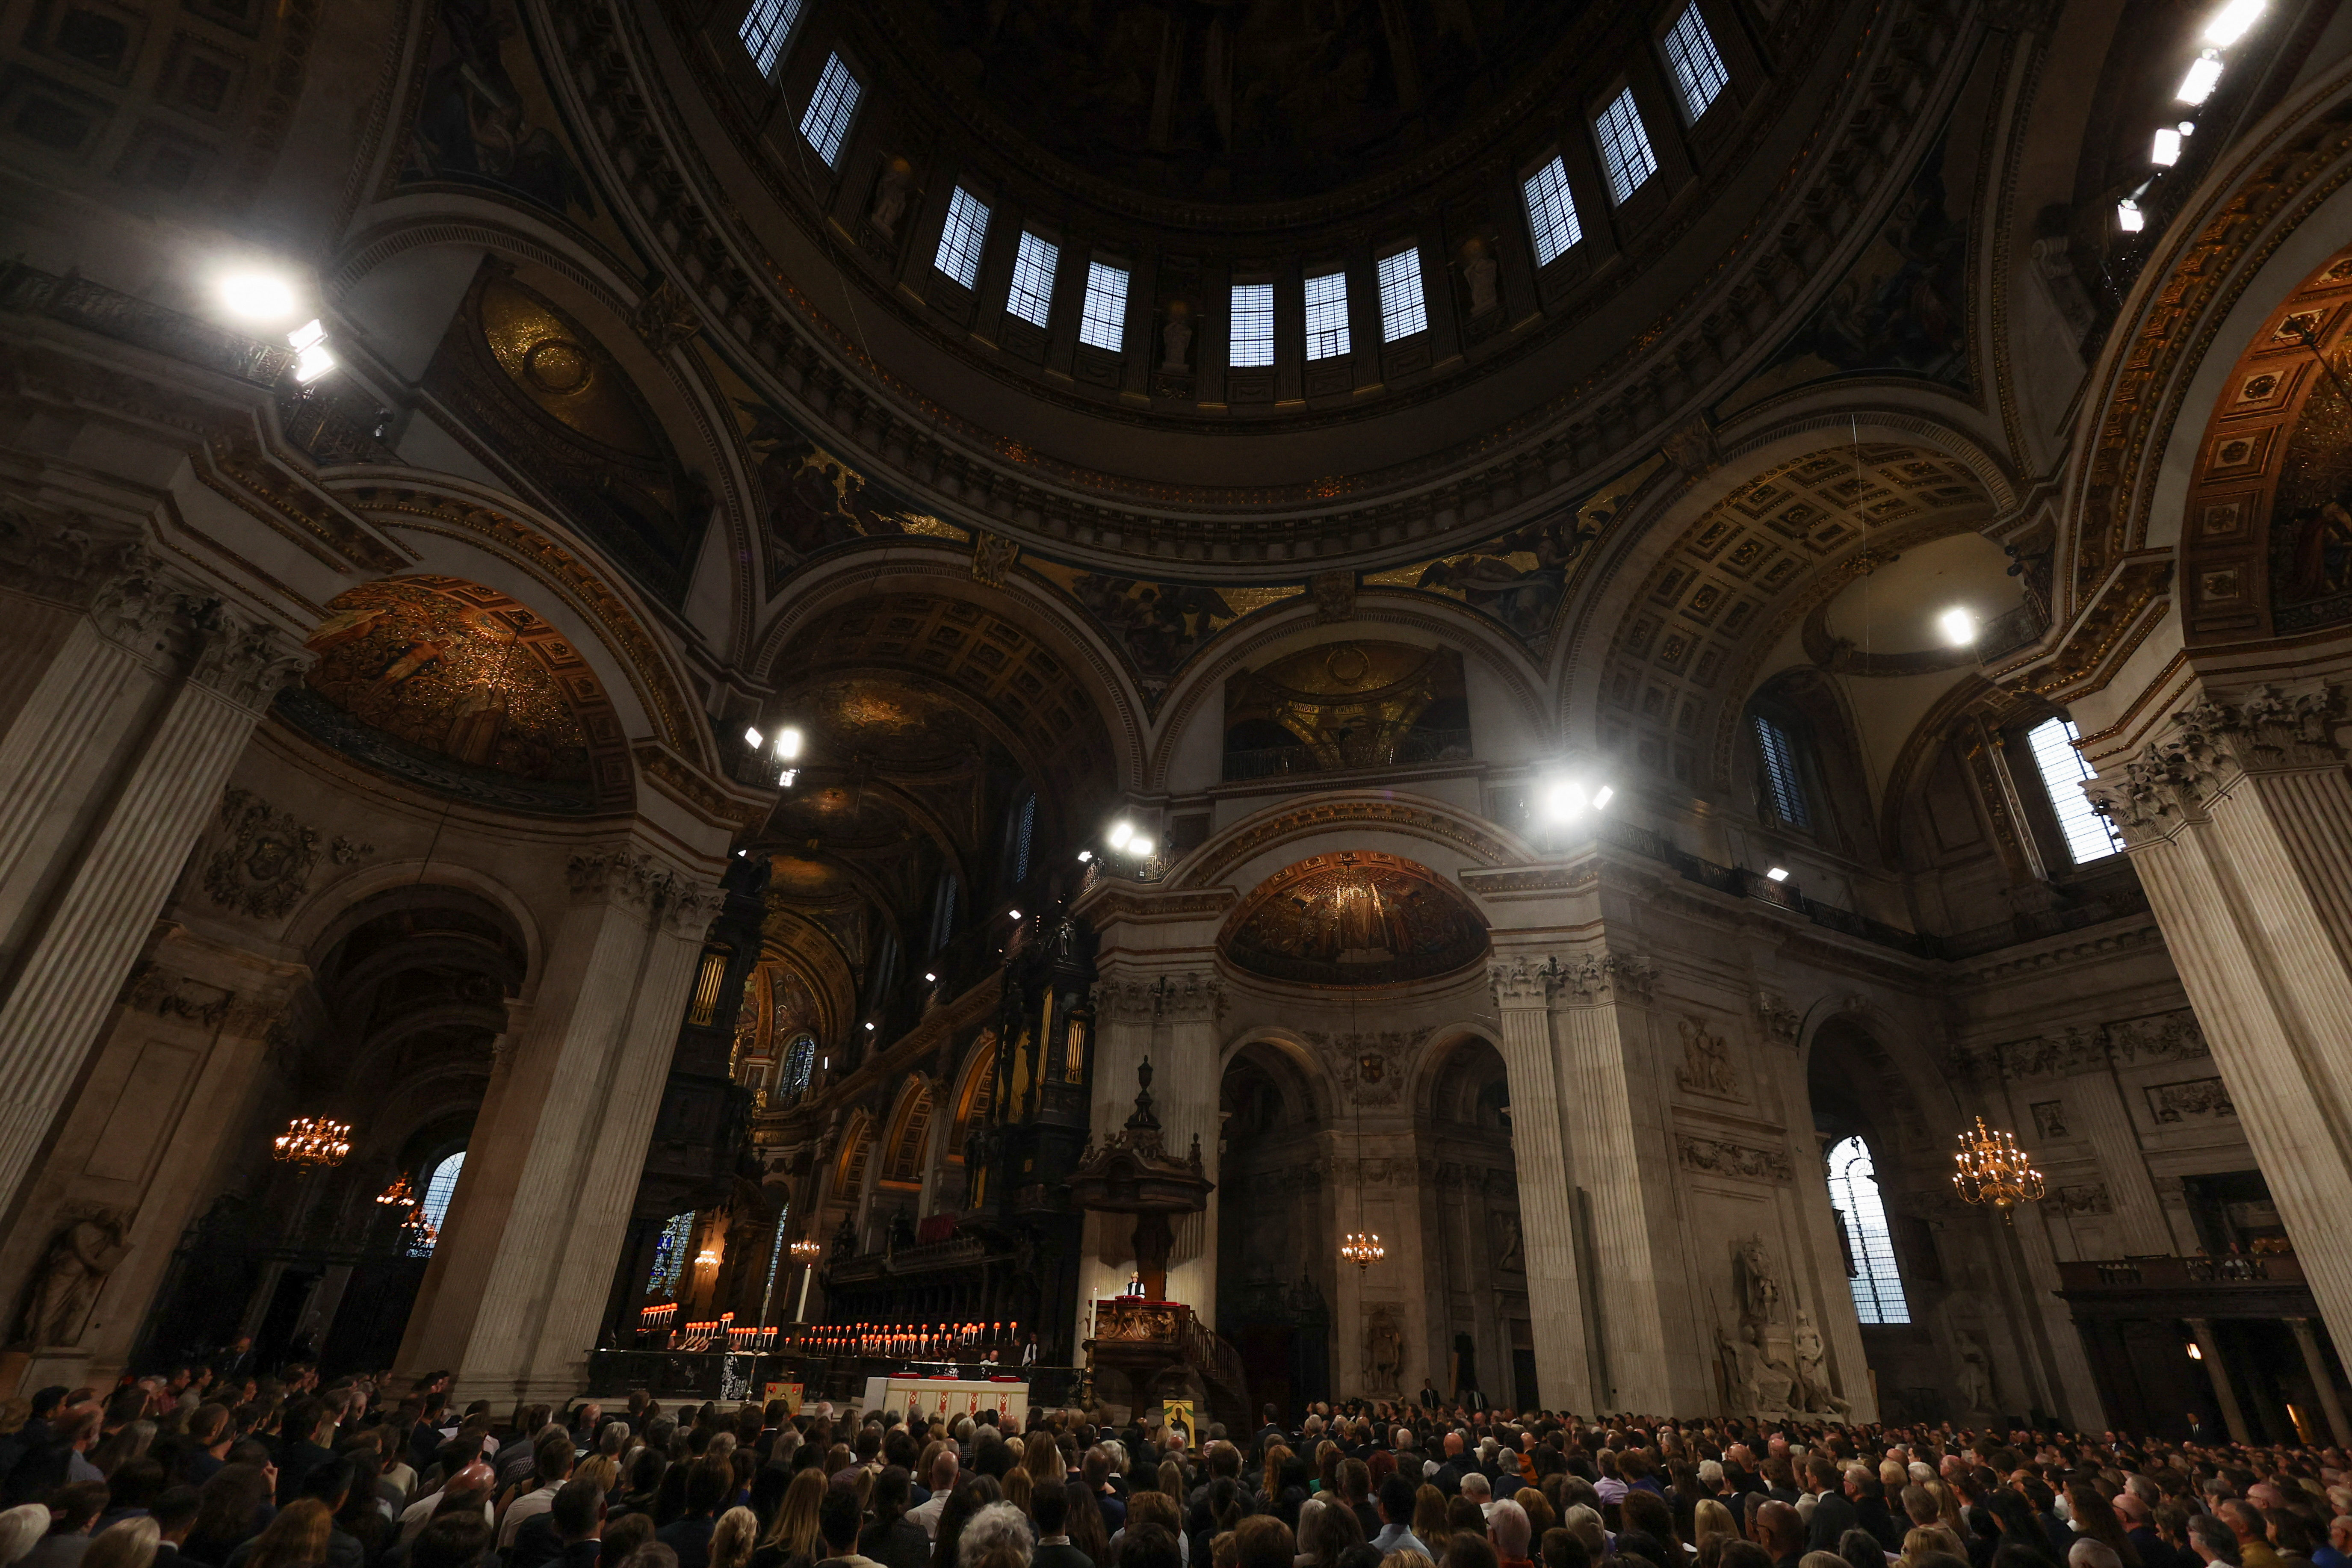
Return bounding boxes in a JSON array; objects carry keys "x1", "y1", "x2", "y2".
[
  {"x1": 1412, "y1": 1487, "x2": 1450, "y2": 1556},
  {"x1": 712, "y1": 1506, "x2": 761, "y2": 1568},
  {"x1": 0, "y1": 1506, "x2": 52, "y2": 1568},
  {"x1": 85, "y1": 1520, "x2": 161, "y2": 1568},
  {"x1": 1001, "y1": 1468, "x2": 1032, "y2": 1516},
  {"x1": 1262, "y1": 1448, "x2": 1294, "y2": 1515},
  {"x1": 752, "y1": 1469, "x2": 826, "y2": 1568},
  {"x1": 243, "y1": 1500, "x2": 332, "y2": 1568},
  {"x1": 1024, "y1": 1432, "x2": 1066, "y2": 1492},
  {"x1": 1692, "y1": 1501, "x2": 1739, "y2": 1568}
]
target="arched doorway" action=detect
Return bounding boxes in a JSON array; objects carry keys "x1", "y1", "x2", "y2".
[
  {"x1": 1216, "y1": 1039, "x2": 1334, "y2": 1415},
  {"x1": 1419, "y1": 1034, "x2": 1528, "y2": 1410}
]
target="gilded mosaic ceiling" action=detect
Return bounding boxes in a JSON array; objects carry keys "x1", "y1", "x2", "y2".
[
  {"x1": 278, "y1": 576, "x2": 630, "y2": 814},
  {"x1": 1222, "y1": 850, "x2": 1488, "y2": 987}
]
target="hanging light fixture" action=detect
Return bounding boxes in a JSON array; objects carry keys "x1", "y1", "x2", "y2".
[
  {"x1": 402, "y1": 1204, "x2": 439, "y2": 1248},
  {"x1": 274, "y1": 1116, "x2": 352, "y2": 1168},
  {"x1": 790, "y1": 1237, "x2": 824, "y2": 1264},
  {"x1": 375, "y1": 1173, "x2": 416, "y2": 1206},
  {"x1": 1951, "y1": 1114, "x2": 2044, "y2": 1221},
  {"x1": 1338, "y1": 987, "x2": 1385, "y2": 1273}
]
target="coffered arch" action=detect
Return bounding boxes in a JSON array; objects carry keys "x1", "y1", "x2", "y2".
[{"x1": 1588, "y1": 438, "x2": 2002, "y2": 797}]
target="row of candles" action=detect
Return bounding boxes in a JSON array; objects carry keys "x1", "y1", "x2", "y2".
[{"x1": 805, "y1": 1322, "x2": 1021, "y2": 1358}]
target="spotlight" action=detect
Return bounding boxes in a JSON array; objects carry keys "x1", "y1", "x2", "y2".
[
  {"x1": 1077, "y1": 850, "x2": 1092, "y2": 863},
  {"x1": 1127, "y1": 835, "x2": 1153, "y2": 856},
  {"x1": 1008, "y1": 909, "x2": 1020, "y2": 921},
  {"x1": 2116, "y1": 200, "x2": 2145, "y2": 233},
  {"x1": 1592, "y1": 786, "x2": 1615, "y2": 810},
  {"x1": 744, "y1": 725, "x2": 765, "y2": 749},
  {"x1": 219, "y1": 272, "x2": 296, "y2": 322},
  {"x1": 2177, "y1": 53, "x2": 2222, "y2": 104},
  {"x1": 1938, "y1": 607, "x2": 1977, "y2": 646},
  {"x1": 1766, "y1": 866, "x2": 1791, "y2": 883},
  {"x1": 863, "y1": 1022, "x2": 875, "y2": 1032},
  {"x1": 2202, "y1": 0, "x2": 2264, "y2": 45},
  {"x1": 2152, "y1": 127, "x2": 2182, "y2": 166},
  {"x1": 288, "y1": 319, "x2": 336, "y2": 383},
  {"x1": 775, "y1": 726, "x2": 802, "y2": 761},
  {"x1": 1544, "y1": 780, "x2": 1590, "y2": 822},
  {"x1": 924, "y1": 972, "x2": 937, "y2": 983},
  {"x1": 1105, "y1": 822, "x2": 1132, "y2": 849}
]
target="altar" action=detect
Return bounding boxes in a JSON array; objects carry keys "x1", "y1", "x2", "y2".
[{"x1": 860, "y1": 1372, "x2": 1030, "y2": 1422}]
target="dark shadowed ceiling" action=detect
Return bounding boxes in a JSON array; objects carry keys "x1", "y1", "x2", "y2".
[{"x1": 901, "y1": 0, "x2": 1593, "y2": 202}]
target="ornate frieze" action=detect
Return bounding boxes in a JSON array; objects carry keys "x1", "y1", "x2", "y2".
[
  {"x1": 0, "y1": 508, "x2": 149, "y2": 610},
  {"x1": 2087, "y1": 684, "x2": 2341, "y2": 842},
  {"x1": 1951, "y1": 1006, "x2": 2207, "y2": 1084},
  {"x1": 1753, "y1": 990, "x2": 1802, "y2": 1047},
  {"x1": 1093, "y1": 970, "x2": 1223, "y2": 1027},
  {"x1": 2040, "y1": 1183, "x2": 2114, "y2": 1217},
  {"x1": 2145, "y1": 1076, "x2": 2236, "y2": 1123},
  {"x1": 2030, "y1": 1099, "x2": 2068, "y2": 1139},
  {"x1": 1303, "y1": 1029, "x2": 1419, "y2": 1107},
  {"x1": 117, "y1": 960, "x2": 279, "y2": 1038},
  {"x1": 1675, "y1": 1133, "x2": 1794, "y2": 1185}
]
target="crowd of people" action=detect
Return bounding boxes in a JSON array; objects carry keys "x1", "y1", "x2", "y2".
[{"x1": 0, "y1": 1372, "x2": 2346, "y2": 1568}]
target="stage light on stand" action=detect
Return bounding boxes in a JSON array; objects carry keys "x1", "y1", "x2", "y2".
[
  {"x1": 2152, "y1": 127, "x2": 2183, "y2": 166},
  {"x1": 1938, "y1": 606, "x2": 1977, "y2": 646},
  {"x1": 2116, "y1": 200, "x2": 2145, "y2": 233},
  {"x1": 1765, "y1": 866, "x2": 1791, "y2": 883},
  {"x1": 1106, "y1": 822, "x2": 1132, "y2": 849},
  {"x1": 744, "y1": 725, "x2": 764, "y2": 749}
]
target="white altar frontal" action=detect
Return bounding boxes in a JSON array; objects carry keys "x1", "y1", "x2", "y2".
[{"x1": 861, "y1": 1373, "x2": 1031, "y2": 1422}]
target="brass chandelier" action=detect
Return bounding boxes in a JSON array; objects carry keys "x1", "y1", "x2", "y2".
[
  {"x1": 1341, "y1": 1231, "x2": 1387, "y2": 1269},
  {"x1": 274, "y1": 1116, "x2": 352, "y2": 1168},
  {"x1": 789, "y1": 1237, "x2": 824, "y2": 1264},
  {"x1": 1951, "y1": 1114, "x2": 2044, "y2": 1221}
]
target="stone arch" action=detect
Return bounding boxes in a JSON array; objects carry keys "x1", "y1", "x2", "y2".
[
  {"x1": 751, "y1": 551, "x2": 1147, "y2": 795},
  {"x1": 1217, "y1": 851, "x2": 1490, "y2": 990},
  {"x1": 948, "y1": 1031, "x2": 1000, "y2": 1156},
  {"x1": 834, "y1": 1108, "x2": 876, "y2": 1194},
  {"x1": 1412, "y1": 1025, "x2": 1513, "y2": 1127},
  {"x1": 1143, "y1": 592, "x2": 1553, "y2": 794},
  {"x1": 326, "y1": 211, "x2": 763, "y2": 658},
  {"x1": 878, "y1": 1077, "x2": 937, "y2": 1189},
  {"x1": 340, "y1": 479, "x2": 721, "y2": 774},
  {"x1": 1578, "y1": 432, "x2": 2004, "y2": 795},
  {"x1": 2027, "y1": 68, "x2": 2352, "y2": 703},
  {"x1": 1170, "y1": 791, "x2": 1534, "y2": 896},
  {"x1": 1219, "y1": 1029, "x2": 1340, "y2": 1127},
  {"x1": 287, "y1": 573, "x2": 636, "y2": 815}
]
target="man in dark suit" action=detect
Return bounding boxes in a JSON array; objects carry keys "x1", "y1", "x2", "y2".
[
  {"x1": 149, "y1": 1486, "x2": 201, "y2": 1568},
  {"x1": 1805, "y1": 1456, "x2": 1859, "y2": 1554},
  {"x1": 1419, "y1": 1381, "x2": 1442, "y2": 1413},
  {"x1": 1032, "y1": 1489, "x2": 1092, "y2": 1568},
  {"x1": 1252, "y1": 1407, "x2": 1287, "y2": 1462}
]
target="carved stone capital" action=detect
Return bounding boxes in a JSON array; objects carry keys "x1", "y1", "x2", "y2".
[
  {"x1": 1557, "y1": 947, "x2": 1658, "y2": 1006},
  {"x1": 186, "y1": 611, "x2": 307, "y2": 714},
  {"x1": 2089, "y1": 682, "x2": 2341, "y2": 843},
  {"x1": 1093, "y1": 969, "x2": 1221, "y2": 1025},
  {"x1": 660, "y1": 877, "x2": 727, "y2": 938},
  {"x1": 1155, "y1": 970, "x2": 1222, "y2": 1025},
  {"x1": 567, "y1": 847, "x2": 714, "y2": 927},
  {"x1": 0, "y1": 508, "x2": 148, "y2": 609},
  {"x1": 1092, "y1": 972, "x2": 1158, "y2": 1024},
  {"x1": 1488, "y1": 951, "x2": 1558, "y2": 1007}
]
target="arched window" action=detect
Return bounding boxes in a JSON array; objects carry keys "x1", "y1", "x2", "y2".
[
  {"x1": 647, "y1": 1211, "x2": 694, "y2": 1299},
  {"x1": 2024, "y1": 716, "x2": 2124, "y2": 864},
  {"x1": 1826, "y1": 1135, "x2": 1909, "y2": 1324},
  {"x1": 1752, "y1": 712, "x2": 1814, "y2": 828},
  {"x1": 781, "y1": 1033, "x2": 817, "y2": 1100},
  {"x1": 928, "y1": 872, "x2": 960, "y2": 955},
  {"x1": 420, "y1": 1151, "x2": 465, "y2": 1232}
]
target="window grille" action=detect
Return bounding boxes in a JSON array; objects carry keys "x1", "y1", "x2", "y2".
[
  {"x1": 1523, "y1": 156, "x2": 1585, "y2": 267},
  {"x1": 1826, "y1": 1135, "x2": 1910, "y2": 1324},
  {"x1": 1596, "y1": 87, "x2": 1659, "y2": 205},
  {"x1": 1662, "y1": 2, "x2": 1730, "y2": 122},
  {"x1": 2027, "y1": 716, "x2": 2125, "y2": 863},
  {"x1": 739, "y1": 0, "x2": 806, "y2": 79},
  {"x1": 1079, "y1": 261, "x2": 1129, "y2": 352},
  {"x1": 1008, "y1": 232, "x2": 1059, "y2": 327},
  {"x1": 1752, "y1": 713, "x2": 1812, "y2": 829},
  {"x1": 1304, "y1": 270, "x2": 1351, "y2": 360},
  {"x1": 1229, "y1": 282, "x2": 1275, "y2": 368},
  {"x1": 799, "y1": 53, "x2": 860, "y2": 168},
  {"x1": 1377, "y1": 248, "x2": 1428, "y2": 341},
  {"x1": 934, "y1": 187, "x2": 991, "y2": 289}
]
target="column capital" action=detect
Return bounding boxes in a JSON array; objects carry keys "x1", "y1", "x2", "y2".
[
  {"x1": 185, "y1": 609, "x2": 308, "y2": 715},
  {"x1": 0, "y1": 507, "x2": 149, "y2": 610},
  {"x1": 1093, "y1": 968, "x2": 1221, "y2": 1024},
  {"x1": 1557, "y1": 945, "x2": 1658, "y2": 1007},
  {"x1": 1488, "y1": 951, "x2": 1559, "y2": 1007},
  {"x1": 2089, "y1": 680, "x2": 2343, "y2": 843},
  {"x1": 564, "y1": 845, "x2": 719, "y2": 930}
]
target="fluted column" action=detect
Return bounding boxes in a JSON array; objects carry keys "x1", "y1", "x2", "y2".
[
  {"x1": 2089, "y1": 682, "x2": 2352, "y2": 1353},
  {"x1": 1077, "y1": 970, "x2": 1153, "y2": 1336},
  {"x1": 1487, "y1": 952, "x2": 1595, "y2": 1414},
  {"x1": 1552, "y1": 944, "x2": 1699, "y2": 1414},
  {"x1": 1158, "y1": 973, "x2": 1223, "y2": 1325},
  {"x1": 397, "y1": 844, "x2": 719, "y2": 1402},
  {"x1": 2066, "y1": 1072, "x2": 2173, "y2": 1254},
  {"x1": 0, "y1": 554, "x2": 304, "y2": 1222},
  {"x1": 2287, "y1": 1317, "x2": 2351, "y2": 1445},
  {"x1": 2186, "y1": 1317, "x2": 2249, "y2": 1443}
]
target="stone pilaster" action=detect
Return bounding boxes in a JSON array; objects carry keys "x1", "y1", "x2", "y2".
[
  {"x1": 1158, "y1": 972, "x2": 1223, "y2": 1323},
  {"x1": 1487, "y1": 952, "x2": 1595, "y2": 1415},
  {"x1": 1551, "y1": 944, "x2": 1700, "y2": 1414},
  {"x1": 396, "y1": 844, "x2": 719, "y2": 1402},
  {"x1": 2089, "y1": 682, "x2": 2352, "y2": 1354},
  {"x1": 0, "y1": 562, "x2": 305, "y2": 1223},
  {"x1": 2063, "y1": 1072, "x2": 2173, "y2": 1254}
]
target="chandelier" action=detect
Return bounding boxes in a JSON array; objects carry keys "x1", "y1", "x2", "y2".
[
  {"x1": 1951, "y1": 1115, "x2": 2044, "y2": 1221},
  {"x1": 402, "y1": 1205, "x2": 438, "y2": 1247},
  {"x1": 1341, "y1": 1231, "x2": 1386, "y2": 1270},
  {"x1": 375, "y1": 1173, "x2": 415, "y2": 1206},
  {"x1": 789, "y1": 1237, "x2": 824, "y2": 1264},
  {"x1": 274, "y1": 1116, "x2": 352, "y2": 1168}
]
